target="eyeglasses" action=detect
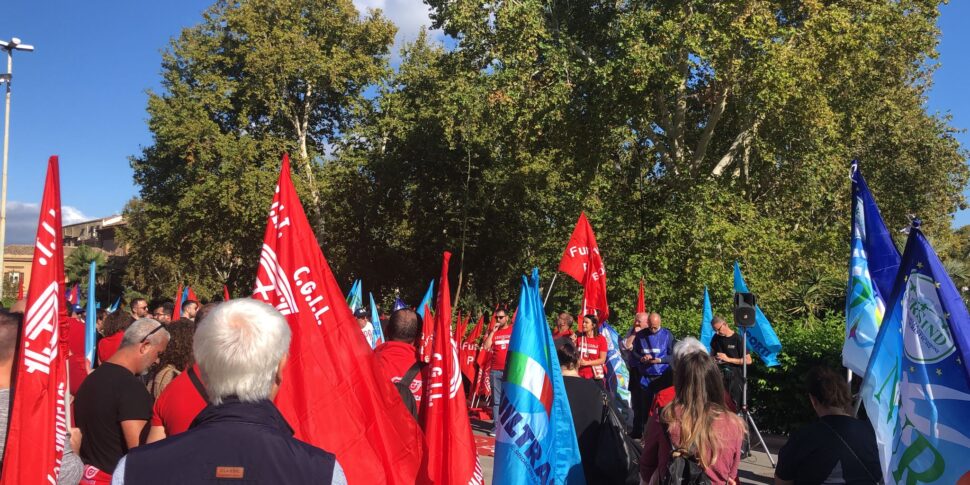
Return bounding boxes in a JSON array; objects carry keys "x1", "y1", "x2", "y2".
[
  {"x1": 141, "y1": 323, "x2": 167, "y2": 343},
  {"x1": 496, "y1": 315, "x2": 508, "y2": 319}
]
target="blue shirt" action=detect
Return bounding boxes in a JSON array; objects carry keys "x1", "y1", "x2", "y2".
[{"x1": 631, "y1": 327, "x2": 674, "y2": 378}]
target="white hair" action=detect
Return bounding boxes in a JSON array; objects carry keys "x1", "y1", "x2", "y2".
[
  {"x1": 672, "y1": 336, "x2": 708, "y2": 363},
  {"x1": 121, "y1": 318, "x2": 170, "y2": 347},
  {"x1": 193, "y1": 298, "x2": 291, "y2": 405}
]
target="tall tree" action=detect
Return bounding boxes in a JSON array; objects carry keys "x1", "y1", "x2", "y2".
[{"x1": 120, "y1": 0, "x2": 396, "y2": 299}]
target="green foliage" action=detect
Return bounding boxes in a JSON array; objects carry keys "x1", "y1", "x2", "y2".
[{"x1": 64, "y1": 246, "x2": 107, "y2": 286}]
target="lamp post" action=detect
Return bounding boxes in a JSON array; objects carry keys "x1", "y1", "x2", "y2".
[{"x1": 0, "y1": 37, "x2": 35, "y2": 301}]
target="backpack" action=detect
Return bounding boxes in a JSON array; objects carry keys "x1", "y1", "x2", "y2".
[
  {"x1": 594, "y1": 391, "x2": 642, "y2": 485},
  {"x1": 396, "y1": 362, "x2": 424, "y2": 418},
  {"x1": 659, "y1": 423, "x2": 712, "y2": 485}
]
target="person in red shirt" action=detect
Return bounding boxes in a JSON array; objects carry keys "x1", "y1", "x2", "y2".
[
  {"x1": 374, "y1": 309, "x2": 423, "y2": 406},
  {"x1": 66, "y1": 304, "x2": 89, "y2": 396},
  {"x1": 483, "y1": 309, "x2": 512, "y2": 435},
  {"x1": 145, "y1": 303, "x2": 219, "y2": 443},
  {"x1": 576, "y1": 314, "x2": 607, "y2": 383},
  {"x1": 551, "y1": 312, "x2": 575, "y2": 338}
]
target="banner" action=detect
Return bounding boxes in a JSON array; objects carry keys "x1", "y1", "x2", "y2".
[
  {"x1": 862, "y1": 222, "x2": 970, "y2": 483},
  {"x1": 418, "y1": 252, "x2": 483, "y2": 485},
  {"x1": 494, "y1": 268, "x2": 585, "y2": 484},
  {"x1": 252, "y1": 154, "x2": 423, "y2": 484},
  {"x1": 844, "y1": 162, "x2": 901, "y2": 375},
  {"x1": 732, "y1": 262, "x2": 782, "y2": 367},
  {"x1": 601, "y1": 322, "x2": 631, "y2": 406},
  {"x1": 0, "y1": 156, "x2": 70, "y2": 485},
  {"x1": 558, "y1": 212, "x2": 609, "y2": 322}
]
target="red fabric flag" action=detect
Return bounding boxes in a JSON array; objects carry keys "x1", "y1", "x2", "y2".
[
  {"x1": 459, "y1": 315, "x2": 485, "y2": 383},
  {"x1": 418, "y1": 252, "x2": 482, "y2": 485},
  {"x1": 252, "y1": 154, "x2": 423, "y2": 484},
  {"x1": 419, "y1": 304, "x2": 434, "y2": 363},
  {"x1": 186, "y1": 286, "x2": 198, "y2": 302},
  {"x1": 558, "y1": 212, "x2": 609, "y2": 322},
  {"x1": 637, "y1": 279, "x2": 645, "y2": 314},
  {"x1": 0, "y1": 156, "x2": 70, "y2": 484},
  {"x1": 67, "y1": 283, "x2": 79, "y2": 306},
  {"x1": 455, "y1": 311, "x2": 465, "y2": 341},
  {"x1": 223, "y1": 284, "x2": 231, "y2": 301},
  {"x1": 172, "y1": 284, "x2": 183, "y2": 320},
  {"x1": 16, "y1": 280, "x2": 23, "y2": 300}
]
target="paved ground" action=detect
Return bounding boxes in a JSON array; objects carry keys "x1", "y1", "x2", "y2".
[{"x1": 471, "y1": 418, "x2": 783, "y2": 484}]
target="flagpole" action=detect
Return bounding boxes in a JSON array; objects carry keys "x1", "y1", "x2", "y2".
[{"x1": 543, "y1": 272, "x2": 558, "y2": 306}]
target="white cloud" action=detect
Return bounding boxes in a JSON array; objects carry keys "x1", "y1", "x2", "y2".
[
  {"x1": 353, "y1": 0, "x2": 444, "y2": 60},
  {"x1": 3, "y1": 201, "x2": 90, "y2": 245}
]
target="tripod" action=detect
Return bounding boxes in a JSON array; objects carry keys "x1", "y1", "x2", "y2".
[{"x1": 740, "y1": 327, "x2": 775, "y2": 468}]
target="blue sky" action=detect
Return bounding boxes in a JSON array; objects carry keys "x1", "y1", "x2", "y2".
[{"x1": 0, "y1": 1, "x2": 967, "y2": 244}]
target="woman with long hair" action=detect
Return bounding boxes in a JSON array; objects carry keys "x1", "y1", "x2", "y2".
[
  {"x1": 639, "y1": 347, "x2": 746, "y2": 484},
  {"x1": 576, "y1": 314, "x2": 608, "y2": 383},
  {"x1": 147, "y1": 321, "x2": 195, "y2": 398}
]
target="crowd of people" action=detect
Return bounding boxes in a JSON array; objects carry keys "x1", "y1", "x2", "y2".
[{"x1": 0, "y1": 294, "x2": 884, "y2": 485}]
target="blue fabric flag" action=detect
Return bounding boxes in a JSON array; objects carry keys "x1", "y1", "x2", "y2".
[
  {"x1": 732, "y1": 262, "x2": 782, "y2": 367},
  {"x1": 107, "y1": 296, "x2": 121, "y2": 313},
  {"x1": 369, "y1": 292, "x2": 385, "y2": 348},
  {"x1": 85, "y1": 261, "x2": 97, "y2": 367},
  {"x1": 416, "y1": 280, "x2": 434, "y2": 318},
  {"x1": 392, "y1": 297, "x2": 408, "y2": 311},
  {"x1": 494, "y1": 268, "x2": 585, "y2": 484},
  {"x1": 600, "y1": 322, "x2": 631, "y2": 406},
  {"x1": 180, "y1": 286, "x2": 189, "y2": 306},
  {"x1": 700, "y1": 286, "x2": 714, "y2": 352},
  {"x1": 845, "y1": 162, "x2": 901, "y2": 376},
  {"x1": 862, "y1": 223, "x2": 970, "y2": 483},
  {"x1": 345, "y1": 279, "x2": 362, "y2": 312}
]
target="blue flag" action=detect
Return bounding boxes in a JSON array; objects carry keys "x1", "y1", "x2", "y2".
[
  {"x1": 494, "y1": 268, "x2": 585, "y2": 484},
  {"x1": 85, "y1": 261, "x2": 97, "y2": 367},
  {"x1": 416, "y1": 280, "x2": 434, "y2": 318},
  {"x1": 345, "y1": 279, "x2": 362, "y2": 312},
  {"x1": 369, "y1": 292, "x2": 385, "y2": 348},
  {"x1": 600, "y1": 322, "x2": 631, "y2": 406},
  {"x1": 862, "y1": 222, "x2": 970, "y2": 483},
  {"x1": 732, "y1": 262, "x2": 782, "y2": 367},
  {"x1": 107, "y1": 296, "x2": 121, "y2": 313},
  {"x1": 845, "y1": 162, "x2": 901, "y2": 376},
  {"x1": 700, "y1": 286, "x2": 714, "y2": 351}
]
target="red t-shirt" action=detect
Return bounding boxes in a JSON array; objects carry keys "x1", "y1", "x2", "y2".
[
  {"x1": 151, "y1": 364, "x2": 207, "y2": 436},
  {"x1": 577, "y1": 334, "x2": 607, "y2": 379},
  {"x1": 374, "y1": 341, "x2": 423, "y2": 403},
  {"x1": 65, "y1": 317, "x2": 88, "y2": 395},
  {"x1": 97, "y1": 331, "x2": 124, "y2": 364},
  {"x1": 552, "y1": 328, "x2": 574, "y2": 338},
  {"x1": 491, "y1": 326, "x2": 514, "y2": 371}
]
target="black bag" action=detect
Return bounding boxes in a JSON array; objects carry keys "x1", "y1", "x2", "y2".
[
  {"x1": 595, "y1": 391, "x2": 642, "y2": 485},
  {"x1": 396, "y1": 362, "x2": 424, "y2": 419},
  {"x1": 659, "y1": 424, "x2": 711, "y2": 485}
]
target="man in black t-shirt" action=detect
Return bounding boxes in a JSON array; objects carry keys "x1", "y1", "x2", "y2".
[
  {"x1": 710, "y1": 316, "x2": 750, "y2": 408},
  {"x1": 776, "y1": 367, "x2": 882, "y2": 485},
  {"x1": 75, "y1": 318, "x2": 169, "y2": 480}
]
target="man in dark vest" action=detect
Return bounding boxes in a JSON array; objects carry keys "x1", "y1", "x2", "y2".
[{"x1": 115, "y1": 299, "x2": 346, "y2": 484}]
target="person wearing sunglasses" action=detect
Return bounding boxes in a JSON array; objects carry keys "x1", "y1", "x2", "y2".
[
  {"x1": 74, "y1": 318, "x2": 170, "y2": 485},
  {"x1": 483, "y1": 309, "x2": 513, "y2": 436}
]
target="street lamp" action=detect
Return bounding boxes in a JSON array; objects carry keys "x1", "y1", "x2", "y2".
[{"x1": 0, "y1": 37, "x2": 35, "y2": 301}]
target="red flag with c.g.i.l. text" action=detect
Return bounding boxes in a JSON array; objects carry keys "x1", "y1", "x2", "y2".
[
  {"x1": 0, "y1": 156, "x2": 70, "y2": 485},
  {"x1": 558, "y1": 212, "x2": 609, "y2": 321},
  {"x1": 252, "y1": 154, "x2": 423, "y2": 484},
  {"x1": 418, "y1": 252, "x2": 482, "y2": 485}
]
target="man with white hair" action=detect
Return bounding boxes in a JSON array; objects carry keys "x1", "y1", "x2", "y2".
[
  {"x1": 114, "y1": 299, "x2": 345, "y2": 484},
  {"x1": 75, "y1": 318, "x2": 170, "y2": 484}
]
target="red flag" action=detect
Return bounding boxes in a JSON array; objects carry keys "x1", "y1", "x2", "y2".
[
  {"x1": 558, "y1": 212, "x2": 609, "y2": 322},
  {"x1": 419, "y1": 304, "x2": 434, "y2": 363},
  {"x1": 186, "y1": 286, "x2": 198, "y2": 302},
  {"x1": 16, "y1": 280, "x2": 23, "y2": 300},
  {"x1": 418, "y1": 252, "x2": 482, "y2": 485},
  {"x1": 223, "y1": 284, "x2": 231, "y2": 301},
  {"x1": 0, "y1": 156, "x2": 70, "y2": 484},
  {"x1": 637, "y1": 279, "x2": 645, "y2": 314},
  {"x1": 455, "y1": 311, "x2": 465, "y2": 340},
  {"x1": 253, "y1": 154, "x2": 422, "y2": 484},
  {"x1": 459, "y1": 315, "x2": 485, "y2": 382},
  {"x1": 172, "y1": 284, "x2": 183, "y2": 320},
  {"x1": 67, "y1": 283, "x2": 79, "y2": 306}
]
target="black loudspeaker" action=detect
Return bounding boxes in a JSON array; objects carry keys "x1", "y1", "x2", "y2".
[{"x1": 733, "y1": 292, "x2": 757, "y2": 328}]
